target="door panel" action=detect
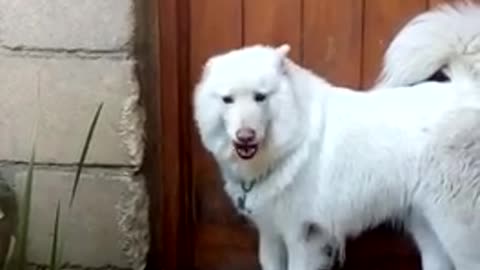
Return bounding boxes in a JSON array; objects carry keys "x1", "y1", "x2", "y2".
[
  {"x1": 303, "y1": 0, "x2": 363, "y2": 89},
  {"x1": 244, "y1": 0, "x2": 302, "y2": 62}
]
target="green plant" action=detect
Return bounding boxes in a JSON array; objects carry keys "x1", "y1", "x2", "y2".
[{"x1": 3, "y1": 103, "x2": 104, "y2": 270}]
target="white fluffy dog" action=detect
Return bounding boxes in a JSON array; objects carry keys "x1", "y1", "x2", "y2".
[{"x1": 193, "y1": 2, "x2": 480, "y2": 270}]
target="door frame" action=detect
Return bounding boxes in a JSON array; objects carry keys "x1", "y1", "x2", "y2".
[{"x1": 136, "y1": 0, "x2": 193, "y2": 269}]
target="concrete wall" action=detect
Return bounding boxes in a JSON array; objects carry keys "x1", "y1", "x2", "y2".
[{"x1": 0, "y1": 1, "x2": 148, "y2": 269}]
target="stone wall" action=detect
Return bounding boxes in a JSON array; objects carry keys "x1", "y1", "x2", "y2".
[{"x1": 0, "y1": 1, "x2": 148, "y2": 269}]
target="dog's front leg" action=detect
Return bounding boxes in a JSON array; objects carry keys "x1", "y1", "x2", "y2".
[
  {"x1": 286, "y1": 238, "x2": 313, "y2": 270},
  {"x1": 406, "y1": 211, "x2": 454, "y2": 270},
  {"x1": 285, "y1": 223, "x2": 338, "y2": 270},
  {"x1": 286, "y1": 240, "x2": 331, "y2": 270},
  {"x1": 259, "y1": 229, "x2": 287, "y2": 270}
]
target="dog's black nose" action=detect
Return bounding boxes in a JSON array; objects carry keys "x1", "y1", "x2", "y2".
[{"x1": 236, "y1": 128, "x2": 256, "y2": 143}]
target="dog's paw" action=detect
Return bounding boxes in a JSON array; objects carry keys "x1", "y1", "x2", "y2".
[{"x1": 300, "y1": 221, "x2": 340, "y2": 270}]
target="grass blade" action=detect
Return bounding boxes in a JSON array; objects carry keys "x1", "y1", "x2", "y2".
[
  {"x1": 69, "y1": 102, "x2": 103, "y2": 207},
  {"x1": 14, "y1": 140, "x2": 36, "y2": 270},
  {"x1": 48, "y1": 202, "x2": 61, "y2": 270},
  {"x1": 55, "y1": 232, "x2": 65, "y2": 270}
]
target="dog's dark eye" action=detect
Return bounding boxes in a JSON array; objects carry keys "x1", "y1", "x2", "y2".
[
  {"x1": 222, "y1": 96, "x2": 234, "y2": 104},
  {"x1": 254, "y1": 92, "x2": 267, "y2": 102}
]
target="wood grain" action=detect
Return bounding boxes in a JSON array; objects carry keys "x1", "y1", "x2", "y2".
[
  {"x1": 140, "y1": 0, "x2": 193, "y2": 268},
  {"x1": 244, "y1": 0, "x2": 302, "y2": 62},
  {"x1": 303, "y1": 0, "x2": 363, "y2": 89}
]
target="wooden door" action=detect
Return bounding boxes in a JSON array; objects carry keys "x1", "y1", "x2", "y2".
[{"x1": 141, "y1": 0, "x2": 457, "y2": 269}]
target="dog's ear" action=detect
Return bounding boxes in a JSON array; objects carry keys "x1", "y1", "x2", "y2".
[
  {"x1": 200, "y1": 58, "x2": 214, "y2": 81},
  {"x1": 276, "y1": 44, "x2": 291, "y2": 57},
  {"x1": 276, "y1": 44, "x2": 291, "y2": 75}
]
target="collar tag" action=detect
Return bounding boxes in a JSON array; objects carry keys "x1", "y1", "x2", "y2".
[
  {"x1": 241, "y1": 180, "x2": 256, "y2": 193},
  {"x1": 237, "y1": 179, "x2": 257, "y2": 213}
]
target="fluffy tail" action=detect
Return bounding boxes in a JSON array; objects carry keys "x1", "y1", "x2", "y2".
[{"x1": 376, "y1": 2, "x2": 480, "y2": 88}]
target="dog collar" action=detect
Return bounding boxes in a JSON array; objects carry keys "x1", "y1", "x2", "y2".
[
  {"x1": 236, "y1": 165, "x2": 275, "y2": 213},
  {"x1": 237, "y1": 180, "x2": 257, "y2": 213},
  {"x1": 223, "y1": 156, "x2": 282, "y2": 214}
]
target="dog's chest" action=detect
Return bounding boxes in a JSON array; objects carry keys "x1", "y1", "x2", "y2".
[{"x1": 248, "y1": 182, "x2": 315, "y2": 229}]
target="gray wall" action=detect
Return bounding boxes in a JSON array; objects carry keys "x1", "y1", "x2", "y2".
[{"x1": 0, "y1": 1, "x2": 148, "y2": 269}]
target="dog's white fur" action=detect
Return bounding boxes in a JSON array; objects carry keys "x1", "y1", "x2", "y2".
[
  {"x1": 378, "y1": 1, "x2": 480, "y2": 88},
  {"x1": 193, "y1": 2, "x2": 480, "y2": 270}
]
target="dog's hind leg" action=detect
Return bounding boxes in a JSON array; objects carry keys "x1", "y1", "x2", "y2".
[
  {"x1": 425, "y1": 208, "x2": 480, "y2": 270},
  {"x1": 407, "y1": 210, "x2": 454, "y2": 270},
  {"x1": 421, "y1": 108, "x2": 480, "y2": 269},
  {"x1": 258, "y1": 229, "x2": 287, "y2": 270}
]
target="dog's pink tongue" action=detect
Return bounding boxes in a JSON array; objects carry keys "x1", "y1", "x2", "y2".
[{"x1": 236, "y1": 145, "x2": 257, "y2": 159}]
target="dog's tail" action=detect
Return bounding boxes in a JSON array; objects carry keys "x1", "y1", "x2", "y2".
[{"x1": 376, "y1": 2, "x2": 480, "y2": 88}]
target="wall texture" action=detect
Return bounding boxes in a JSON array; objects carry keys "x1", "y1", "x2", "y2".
[{"x1": 0, "y1": 1, "x2": 148, "y2": 269}]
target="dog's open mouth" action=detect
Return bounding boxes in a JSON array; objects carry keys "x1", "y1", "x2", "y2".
[{"x1": 234, "y1": 143, "x2": 258, "y2": 160}]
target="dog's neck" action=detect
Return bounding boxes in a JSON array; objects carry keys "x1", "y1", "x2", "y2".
[
  {"x1": 221, "y1": 148, "x2": 281, "y2": 186},
  {"x1": 222, "y1": 138, "x2": 310, "y2": 215},
  {"x1": 221, "y1": 157, "x2": 278, "y2": 214}
]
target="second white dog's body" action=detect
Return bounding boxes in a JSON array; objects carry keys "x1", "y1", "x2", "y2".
[{"x1": 194, "y1": 3, "x2": 480, "y2": 270}]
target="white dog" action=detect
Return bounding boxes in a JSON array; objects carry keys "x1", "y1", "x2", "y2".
[{"x1": 193, "y1": 2, "x2": 480, "y2": 270}]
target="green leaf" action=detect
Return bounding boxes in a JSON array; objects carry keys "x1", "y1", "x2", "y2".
[
  {"x1": 14, "y1": 137, "x2": 36, "y2": 270},
  {"x1": 69, "y1": 102, "x2": 104, "y2": 207},
  {"x1": 55, "y1": 233, "x2": 65, "y2": 270}
]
